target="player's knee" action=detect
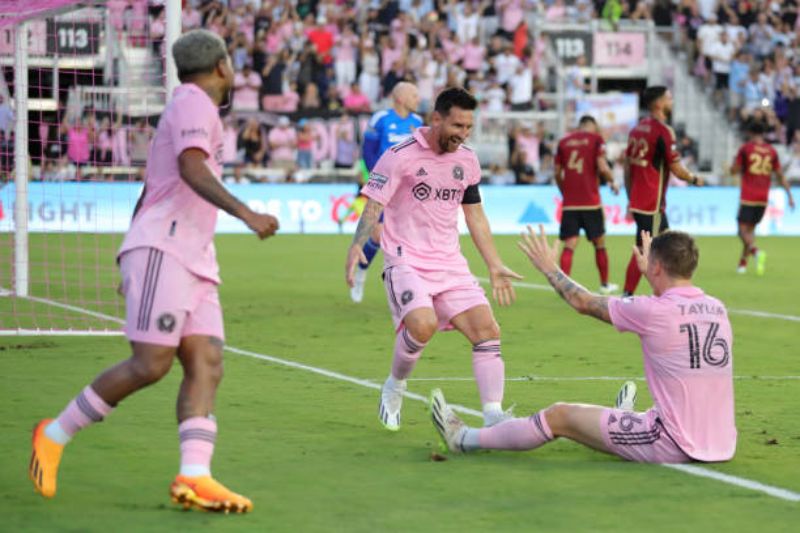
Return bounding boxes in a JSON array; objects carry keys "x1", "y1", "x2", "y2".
[
  {"x1": 206, "y1": 349, "x2": 224, "y2": 386},
  {"x1": 405, "y1": 319, "x2": 437, "y2": 343},
  {"x1": 476, "y1": 321, "x2": 501, "y2": 343},
  {"x1": 543, "y1": 402, "x2": 571, "y2": 437},
  {"x1": 129, "y1": 352, "x2": 173, "y2": 385}
]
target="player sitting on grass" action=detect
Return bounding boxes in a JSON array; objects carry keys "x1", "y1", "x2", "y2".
[{"x1": 431, "y1": 226, "x2": 737, "y2": 464}]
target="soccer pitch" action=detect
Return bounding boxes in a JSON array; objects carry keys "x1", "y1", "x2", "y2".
[{"x1": 1, "y1": 234, "x2": 798, "y2": 531}]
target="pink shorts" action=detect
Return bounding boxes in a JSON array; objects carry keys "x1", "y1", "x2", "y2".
[
  {"x1": 382, "y1": 264, "x2": 490, "y2": 332},
  {"x1": 600, "y1": 408, "x2": 692, "y2": 463},
  {"x1": 119, "y1": 248, "x2": 224, "y2": 347}
]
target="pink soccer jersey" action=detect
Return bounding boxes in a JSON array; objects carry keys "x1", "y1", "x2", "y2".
[
  {"x1": 362, "y1": 128, "x2": 482, "y2": 272},
  {"x1": 608, "y1": 286, "x2": 737, "y2": 462},
  {"x1": 118, "y1": 83, "x2": 224, "y2": 283}
]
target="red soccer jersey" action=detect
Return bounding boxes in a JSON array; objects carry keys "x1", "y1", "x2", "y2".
[
  {"x1": 626, "y1": 117, "x2": 681, "y2": 214},
  {"x1": 555, "y1": 131, "x2": 606, "y2": 209},
  {"x1": 736, "y1": 141, "x2": 780, "y2": 205}
]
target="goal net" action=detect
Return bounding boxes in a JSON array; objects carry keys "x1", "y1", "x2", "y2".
[{"x1": 0, "y1": 0, "x2": 169, "y2": 335}]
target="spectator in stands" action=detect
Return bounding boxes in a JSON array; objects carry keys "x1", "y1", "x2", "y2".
[
  {"x1": 181, "y1": 2, "x2": 201, "y2": 30},
  {"x1": 565, "y1": 55, "x2": 589, "y2": 99},
  {"x1": 492, "y1": 44, "x2": 520, "y2": 85},
  {"x1": 484, "y1": 78, "x2": 507, "y2": 112},
  {"x1": 94, "y1": 117, "x2": 113, "y2": 166},
  {"x1": 334, "y1": 113, "x2": 359, "y2": 169},
  {"x1": 509, "y1": 63, "x2": 534, "y2": 111},
  {"x1": 513, "y1": 122, "x2": 541, "y2": 182},
  {"x1": 261, "y1": 50, "x2": 289, "y2": 111},
  {"x1": 301, "y1": 82, "x2": 322, "y2": 112},
  {"x1": 497, "y1": 0, "x2": 527, "y2": 41},
  {"x1": 67, "y1": 118, "x2": 91, "y2": 179},
  {"x1": 343, "y1": 83, "x2": 372, "y2": 114},
  {"x1": 462, "y1": 37, "x2": 486, "y2": 75},
  {"x1": 335, "y1": 23, "x2": 359, "y2": 92},
  {"x1": 728, "y1": 50, "x2": 751, "y2": 119},
  {"x1": 296, "y1": 119, "x2": 316, "y2": 170},
  {"x1": 233, "y1": 62, "x2": 262, "y2": 112},
  {"x1": 749, "y1": 12, "x2": 775, "y2": 60},
  {"x1": 129, "y1": 118, "x2": 151, "y2": 170},
  {"x1": 709, "y1": 30, "x2": 738, "y2": 106},
  {"x1": 382, "y1": 60, "x2": 407, "y2": 99},
  {"x1": 239, "y1": 118, "x2": 268, "y2": 167},
  {"x1": 784, "y1": 132, "x2": 800, "y2": 182},
  {"x1": 268, "y1": 116, "x2": 297, "y2": 172},
  {"x1": 0, "y1": 94, "x2": 13, "y2": 138},
  {"x1": 358, "y1": 39, "x2": 382, "y2": 104},
  {"x1": 784, "y1": 84, "x2": 800, "y2": 145},
  {"x1": 742, "y1": 66, "x2": 768, "y2": 116}
]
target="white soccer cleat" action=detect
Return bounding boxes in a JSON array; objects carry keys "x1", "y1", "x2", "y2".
[
  {"x1": 378, "y1": 377, "x2": 406, "y2": 431},
  {"x1": 599, "y1": 283, "x2": 620, "y2": 295},
  {"x1": 736, "y1": 265, "x2": 746, "y2": 274},
  {"x1": 615, "y1": 381, "x2": 638, "y2": 411},
  {"x1": 350, "y1": 268, "x2": 367, "y2": 303},
  {"x1": 429, "y1": 388, "x2": 468, "y2": 453}
]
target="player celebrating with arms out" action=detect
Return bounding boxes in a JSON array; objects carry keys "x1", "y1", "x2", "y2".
[
  {"x1": 731, "y1": 119, "x2": 795, "y2": 275},
  {"x1": 431, "y1": 226, "x2": 736, "y2": 465},
  {"x1": 554, "y1": 114, "x2": 620, "y2": 294},
  {"x1": 29, "y1": 30, "x2": 279, "y2": 513},
  {"x1": 622, "y1": 86, "x2": 703, "y2": 296},
  {"x1": 350, "y1": 82, "x2": 423, "y2": 303},
  {"x1": 346, "y1": 88, "x2": 523, "y2": 431}
]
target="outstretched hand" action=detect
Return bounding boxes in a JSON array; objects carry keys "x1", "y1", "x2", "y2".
[
  {"x1": 632, "y1": 230, "x2": 652, "y2": 273},
  {"x1": 517, "y1": 224, "x2": 561, "y2": 275},
  {"x1": 489, "y1": 265, "x2": 523, "y2": 306}
]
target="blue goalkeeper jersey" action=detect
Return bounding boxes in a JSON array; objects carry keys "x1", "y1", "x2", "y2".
[{"x1": 363, "y1": 108, "x2": 424, "y2": 171}]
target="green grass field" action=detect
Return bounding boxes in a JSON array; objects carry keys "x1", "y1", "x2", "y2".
[{"x1": 1, "y1": 233, "x2": 798, "y2": 531}]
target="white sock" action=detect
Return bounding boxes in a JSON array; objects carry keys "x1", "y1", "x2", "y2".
[
  {"x1": 180, "y1": 464, "x2": 211, "y2": 477},
  {"x1": 44, "y1": 420, "x2": 72, "y2": 445},
  {"x1": 385, "y1": 374, "x2": 406, "y2": 390},
  {"x1": 462, "y1": 428, "x2": 481, "y2": 451},
  {"x1": 483, "y1": 402, "x2": 503, "y2": 417}
]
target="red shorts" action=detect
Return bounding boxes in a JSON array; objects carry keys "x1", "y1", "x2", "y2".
[
  {"x1": 600, "y1": 407, "x2": 691, "y2": 463},
  {"x1": 382, "y1": 264, "x2": 490, "y2": 332},
  {"x1": 119, "y1": 247, "x2": 224, "y2": 347}
]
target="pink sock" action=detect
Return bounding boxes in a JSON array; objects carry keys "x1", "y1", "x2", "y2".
[
  {"x1": 179, "y1": 417, "x2": 217, "y2": 477},
  {"x1": 472, "y1": 340, "x2": 504, "y2": 404},
  {"x1": 478, "y1": 411, "x2": 554, "y2": 450},
  {"x1": 391, "y1": 327, "x2": 427, "y2": 380},
  {"x1": 54, "y1": 385, "x2": 114, "y2": 437}
]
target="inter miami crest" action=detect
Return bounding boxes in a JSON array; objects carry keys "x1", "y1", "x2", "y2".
[
  {"x1": 452, "y1": 165, "x2": 464, "y2": 181},
  {"x1": 157, "y1": 313, "x2": 177, "y2": 333}
]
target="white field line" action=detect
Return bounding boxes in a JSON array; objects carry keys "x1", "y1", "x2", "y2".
[
  {"x1": 476, "y1": 277, "x2": 800, "y2": 323},
  {"x1": 401, "y1": 375, "x2": 800, "y2": 382},
  {"x1": 5, "y1": 294, "x2": 800, "y2": 503}
]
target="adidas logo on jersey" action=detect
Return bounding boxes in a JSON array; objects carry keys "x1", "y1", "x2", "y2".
[{"x1": 416, "y1": 167, "x2": 428, "y2": 177}]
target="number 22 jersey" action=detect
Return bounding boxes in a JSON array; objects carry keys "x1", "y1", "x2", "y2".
[{"x1": 626, "y1": 117, "x2": 681, "y2": 215}]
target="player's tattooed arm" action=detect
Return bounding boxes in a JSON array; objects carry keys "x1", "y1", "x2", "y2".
[
  {"x1": 351, "y1": 199, "x2": 383, "y2": 248},
  {"x1": 543, "y1": 270, "x2": 612, "y2": 324},
  {"x1": 518, "y1": 224, "x2": 611, "y2": 324}
]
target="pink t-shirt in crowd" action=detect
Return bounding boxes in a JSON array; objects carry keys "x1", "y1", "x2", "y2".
[
  {"x1": 608, "y1": 286, "x2": 736, "y2": 462},
  {"x1": 233, "y1": 71, "x2": 262, "y2": 111},
  {"x1": 462, "y1": 43, "x2": 485, "y2": 71},
  {"x1": 67, "y1": 126, "x2": 90, "y2": 164},
  {"x1": 343, "y1": 91, "x2": 371, "y2": 111},
  {"x1": 498, "y1": 0, "x2": 524, "y2": 32},
  {"x1": 268, "y1": 126, "x2": 297, "y2": 161},
  {"x1": 118, "y1": 83, "x2": 224, "y2": 283},
  {"x1": 382, "y1": 46, "x2": 403, "y2": 75},
  {"x1": 362, "y1": 127, "x2": 482, "y2": 272},
  {"x1": 336, "y1": 33, "x2": 358, "y2": 62}
]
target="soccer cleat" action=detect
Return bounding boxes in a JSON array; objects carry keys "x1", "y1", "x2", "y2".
[
  {"x1": 378, "y1": 377, "x2": 406, "y2": 431},
  {"x1": 755, "y1": 250, "x2": 767, "y2": 276},
  {"x1": 615, "y1": 381, "x2": 638, "y2": 411},
  {"x1": 429, "y1": 388, "x2": 468, "y2": 454},
  {"x1": 29, "y1": 419, "x2": 64, "y2": 498},
  {"x1": 599, "y1": 283, "x2": 620, "y2": 295},
  {"x1": 350, "y1": 267, "x2": 367, "y2": 303},
  {"x1": 736, "y1": 265, "x2": 746, "y2": 274},
  {"x1": 170, "y1": 475, "x2": 253, "y2": 514}
]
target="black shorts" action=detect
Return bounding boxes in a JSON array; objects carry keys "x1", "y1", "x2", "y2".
[
  {"x1": 737, "y1": 204, "x2": 766, "y2": 225},
  {"x1": 560, "y1": 208, "x2": 606, "y2": 241},
  {"x1": 632, "y1": 212, "x2": 669, "y2": 246}
]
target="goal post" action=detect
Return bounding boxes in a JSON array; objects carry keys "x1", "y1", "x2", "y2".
[{"x1": 0, "y1": 0, "x2": 177, "y2": 335}]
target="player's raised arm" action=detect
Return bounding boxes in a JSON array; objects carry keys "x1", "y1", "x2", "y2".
[
  {"x1": 463, "y1": 200, "x2": 523, "y2": 307},
  {"x1": 346, "y1": 198, "x2": 384, "y2": 287},
  {"x1": 517, "y1": 225, "x2": 612, "y2": 323},
  {"x1": 177, "y1": 148, "x2": 278, "y2": 239}
]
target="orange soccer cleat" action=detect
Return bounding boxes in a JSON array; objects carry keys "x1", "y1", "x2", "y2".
[
  {"x1": 29, "y1": 419, "x2": 64, "y2": 498},
  {"x1": 170, "y1": 475, "x2": 253, "y2": 514}
]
